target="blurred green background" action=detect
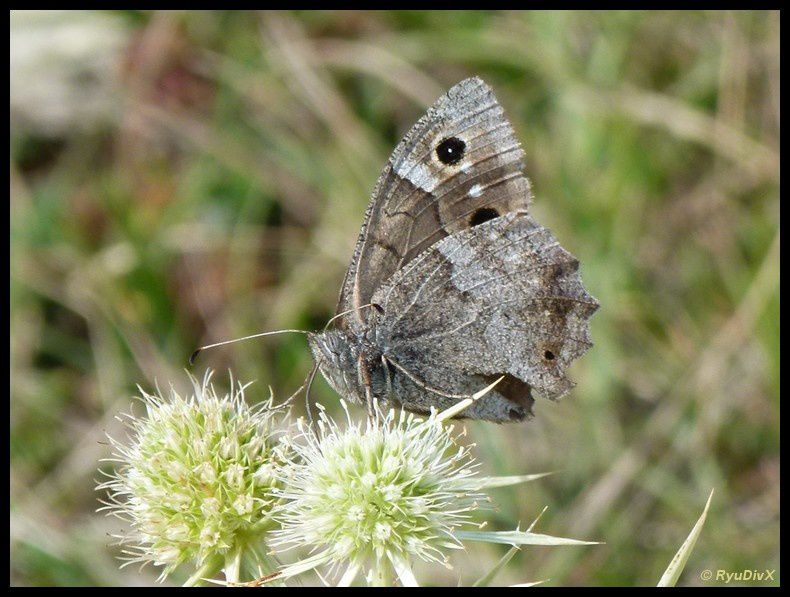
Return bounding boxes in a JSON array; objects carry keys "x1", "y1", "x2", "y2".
[{"x1": 10, "y1": 10, "x2": 779, "y2": 586}]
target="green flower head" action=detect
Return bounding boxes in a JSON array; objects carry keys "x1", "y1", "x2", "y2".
[
  {"x1": 272, "y1": 401, "x2": 486, "y2": 584},
  {"x1": 97, "y1": 371, "x2": 292, "y2": 581}
]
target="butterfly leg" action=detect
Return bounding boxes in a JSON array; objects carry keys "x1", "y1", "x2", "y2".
[
  {"x1": 381, "y1": 355, "x2": 393, "y2": 400},
  {"x1": 357, "y1": 354, "x2": 376, "y2": 423},
  {"x1": 384, "y1": 354, "x2": 472, "y2": 400},
  {"x1": 364, "y1": 383, "x2": 375, "y2": 424}
]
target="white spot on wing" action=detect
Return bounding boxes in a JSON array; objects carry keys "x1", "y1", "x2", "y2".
[
  {"x1": 469, "y1": 183, "x2": 483, "y2": 198},
  {"x1": 394, "y1": 160, "x2": 438, "y2": 192}
]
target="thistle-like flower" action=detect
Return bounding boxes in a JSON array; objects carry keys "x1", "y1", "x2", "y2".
[
  {"x1": 272, "y1": 402, "x2": 483, "y2": 586},
  {"x1": 97, "y1": 371, "x2": 291, "y2": 585},
  {"x1": 270, "y1": 397, "x2": 593, "y2": 587}
]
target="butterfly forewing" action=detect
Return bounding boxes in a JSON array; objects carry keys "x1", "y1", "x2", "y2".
[{"x1": 338, "y1": 77, "x2": 532, "y2": 329}]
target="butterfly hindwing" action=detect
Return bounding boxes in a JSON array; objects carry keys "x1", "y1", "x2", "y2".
[{"x1": 370, "y1": 212, "x2": 598, "y2": 421}]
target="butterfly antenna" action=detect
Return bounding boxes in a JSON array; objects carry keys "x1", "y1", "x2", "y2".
[
  {"x1": 322, "y1": 303, "x2": 382, "y2": 332},
  {"x1": 189, "y1": 329, "x2": 309, "y2": 365}
]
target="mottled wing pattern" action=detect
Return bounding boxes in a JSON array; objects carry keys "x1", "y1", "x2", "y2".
[
  {"x1": 371, "y1": 212, "x2": 598, "y2": 422},
  {"x1": 338, "y1": 77, "x2": 531, "y2": 331}
]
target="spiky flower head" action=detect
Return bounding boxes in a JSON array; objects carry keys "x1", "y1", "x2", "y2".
[
  {"x1": 271, "y1": 401, "x2": 486, "y2": 585},
  {"x1": 97, "y1": 371, "x2": 292, "y2": 582}
]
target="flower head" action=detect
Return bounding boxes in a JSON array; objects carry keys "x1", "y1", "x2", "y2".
[
  {"x1": 272, "y1": 401, "x2": 486, "y2": 584},
  {"x1": 97, "y1": 371, "x2": 291, "y2": 581}
]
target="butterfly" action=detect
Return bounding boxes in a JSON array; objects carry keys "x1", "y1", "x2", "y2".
[{"x1": 311, "y1": 77, "x2": 598, "y2": 422}]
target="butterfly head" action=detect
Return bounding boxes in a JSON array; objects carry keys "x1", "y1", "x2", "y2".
[{"x1": 307, "y1": 330, "x2": 365, "y2": 406}]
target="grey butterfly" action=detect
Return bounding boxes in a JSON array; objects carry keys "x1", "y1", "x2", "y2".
[{"x1": 308, "y1": 77, "x2": 598, "y2": 422}]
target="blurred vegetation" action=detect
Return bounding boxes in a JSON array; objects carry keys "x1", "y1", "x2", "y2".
[{"x1": 10, "y1": 10, "x2": 779, "y2": 586}]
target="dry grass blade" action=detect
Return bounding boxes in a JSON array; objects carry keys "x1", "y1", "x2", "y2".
[{"x1": 657, "y1": 489, "x2": 715, "y2": 587}]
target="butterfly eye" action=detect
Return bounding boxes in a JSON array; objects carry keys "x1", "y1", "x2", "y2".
[{"x1": 435, "y1": 137, "x2": 466, "y2": 165}]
